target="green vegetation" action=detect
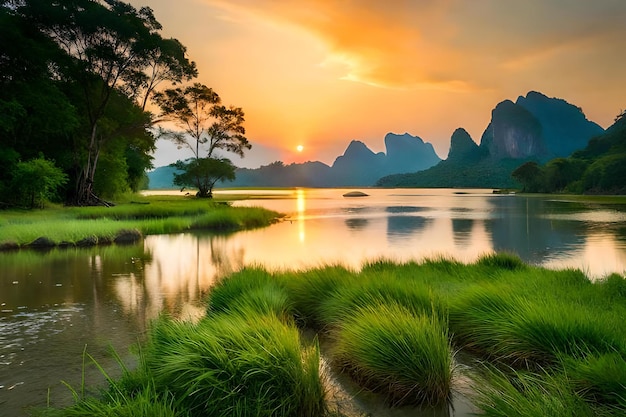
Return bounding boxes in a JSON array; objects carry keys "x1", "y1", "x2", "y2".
[
  {"x1": 154, "y1": 83, "x2": 250, "y2": 198},
  {"x1": 0, "y1": 0, "x2": 248, "y2": 207},
  {"x1": 513, "y1": 111, "x2": 626, "y2": 194},
  {"x1": 333, "y1": 304, "x2": 453, "y2": 406},
  {"x1": 37, "y1": 254, "x2": 626, "y2": 416},
  {"x1": 376, "y1": 155, "x2": 524, "y2": 189},
  {"x1": 0, "y1": 195, "x2": 280, "y2": 248}
]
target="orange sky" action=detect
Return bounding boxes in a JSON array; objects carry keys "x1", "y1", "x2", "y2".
[{"x1": 129, "y1": 0, "x2": 626, "y2": 168}]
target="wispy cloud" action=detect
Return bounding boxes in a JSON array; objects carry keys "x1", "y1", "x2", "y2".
[{"x1": 204, "y1": 0, "x2": 626, "y2": 94}]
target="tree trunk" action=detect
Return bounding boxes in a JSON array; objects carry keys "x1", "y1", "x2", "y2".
[{"x1": 73, "y1": 124, "x2": 110, "y2": 206}]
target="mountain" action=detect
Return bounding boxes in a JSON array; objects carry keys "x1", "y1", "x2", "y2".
[
  {"x1": 232, "y1": 161, "x2": 333, "y2": 187},
  {"x1": 147, "y1": 132, "x2": 441, "y2": 188},
  {"x1": 516, "y1": 91, "x2": 604, "y2": 157},
  {"x1": 147, "y1": 165, "x2": 183, "y2": 189},
  {"x1": 330, "y1": 140, "x2": 386, "y2": 186},
  {"x1": 377, "y1": 92, "x2": 605, "y2": 189},
  {"x1": 383, "y1": 133, "x2": 442, "y2": 174},
  {"x1": 148, "y1": 91, "x2": 605, "y2": 190},
  {"x1": 514, "y1": 111, "x2": 626, "y2": 194},
  {"x1": 479, "y1": 99, "x2": 547, "y2": 160},
  {"x1": 446, "y1": 128, "x2": 482, "y2": 163}
]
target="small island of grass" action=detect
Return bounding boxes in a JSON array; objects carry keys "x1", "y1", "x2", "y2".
[{"x1": 0, "y1": 194, "x2": 281, "y2": 251}]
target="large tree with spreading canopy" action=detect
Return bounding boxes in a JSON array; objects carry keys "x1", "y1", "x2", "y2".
[{"x1": 16, "y1": 0, "x2": 197, "y2": 205}]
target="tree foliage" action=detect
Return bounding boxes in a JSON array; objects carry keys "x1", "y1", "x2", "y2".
[
  {"x1": 154, "y1": 82, "x2": 250, "y2": 159},
  {"x1": 9, "y1": 156, "x2": 68, "y2": 208},
  {"x1": 172, "y1": 158, "x2": 236, "y2": 198},
  {"x1": 154, "y1": 82, "x2": 249, "y2": 197},
  {"x1": 512, "y1": 161, "x2": 545, "y2": 193},
  {"x1": 0, "y1": 0, "x2": 207, "y2": 208}
]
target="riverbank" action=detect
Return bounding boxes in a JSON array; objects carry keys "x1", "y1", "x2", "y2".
[
  {"x1": 33, "y1": 254, "x2": 626, "y2": 417},
  {"x1": 0, "y1": 194, "x2": 282, "y2": 250}
]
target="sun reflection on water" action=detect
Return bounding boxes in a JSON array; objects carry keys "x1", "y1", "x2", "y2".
[{"x1": 296, "y1": 188, "x2": 306, "y2": 243}]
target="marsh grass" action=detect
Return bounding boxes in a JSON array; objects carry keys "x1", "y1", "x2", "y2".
[
  {"x1": 473, "y1": 365, "x2": 615, "y2": 417},
  {"x1": 562, "y1": 352, "x2": 626, "y2": 407},
  {"x1": 449, "y1": 286, "x2": 625, "y2": 366},
  {"x1": 37, "y1": 254, "x2": 626, "y2": 416},
  {"x1": 333, "y1": 303, "x2": 453, "y2": 406},
  {"x1": 282, "y1": 265, "x2": 356, "y2": 328},
  {"x1": 34, "y1": 385, "x2": 178, "y2": 417},
  {"x1": 318, "y1": 272, "x2": 444, "y2": 325},
  {"x1": 207, "y1": 267, "x2": 294, "y2": 319},
  {"x1": 0, "y1": 196, "x2": 280, "y2": 246},
  {"x1": 143, "y1": 314, "x2": 325, "y2": 417}
]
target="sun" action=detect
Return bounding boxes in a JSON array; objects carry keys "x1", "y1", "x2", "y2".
[{"x1": 296, "y1": 145, "x2": 304, "y2": 152}]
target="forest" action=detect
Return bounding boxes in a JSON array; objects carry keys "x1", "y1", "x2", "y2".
[{"x1": 0, "y1": 0, "x2": 247, "y2": 208}]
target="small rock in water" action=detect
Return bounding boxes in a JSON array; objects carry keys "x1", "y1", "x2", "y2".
[{"x1": 343, "y1": 191, "x2": 369, "y2": 197}]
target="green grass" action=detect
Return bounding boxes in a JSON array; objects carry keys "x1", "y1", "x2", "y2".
[
  {"x1": 0, "y1": 195, "x2": 280, "y2": 247},
  {"x1": 37, "y1": 253, "x2": 626, "y2": 416},
  {"x1": 206, "y1": 267, "x2": 294, "y2": 320},
  {"x1": 472, "y1": 366, "x2": 613, "y2": 417},
  {"x1": 33, "y1": 385, "x2": 178, "y2": 417},
  {"x1": 561, "y1": 352, "x2": 626, "y2": 407},
  {"x1": 142, "y1": 314, "x2": 325, "y2": 417},
  {"x1": 333, "y1": 303, "x2": 453, "y2": 406},
  {"x1": 448, "y1": 286, "x2": 625, "y2": 366}
]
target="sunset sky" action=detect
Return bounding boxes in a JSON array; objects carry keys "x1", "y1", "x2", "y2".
[{"x1": 129, "y1": 0, "x2": 626, "y2": 169}]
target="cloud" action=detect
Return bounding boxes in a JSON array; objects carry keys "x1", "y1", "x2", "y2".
[
  {"x1": 205, "y1": 0, "x2": 473, "y2": 90},
  {"x1": 204, "y1": 0, "x2": 626, "y2": 93}
]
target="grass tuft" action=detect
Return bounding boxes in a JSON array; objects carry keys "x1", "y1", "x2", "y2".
[
  {"x1": 143, "y1": 314, "x2": 325, "y2": 417},
  {"x1": 473, "y1": 366, "x2": 607, "y2": 417},
  {"x1": 476, "y1": 252, "x2": 527, "y2": 270},
  {"x1": 333, "y1": 303, "x2": 453, "y2": 406}
]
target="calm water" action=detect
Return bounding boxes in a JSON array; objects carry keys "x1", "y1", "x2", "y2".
[{"x1": 1, "y1": 188, "x2": 626, "y2": 416}]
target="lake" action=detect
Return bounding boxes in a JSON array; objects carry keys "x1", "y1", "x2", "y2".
[{"x1": 1, "y1": 188, "x2": 626, "y2": 416}]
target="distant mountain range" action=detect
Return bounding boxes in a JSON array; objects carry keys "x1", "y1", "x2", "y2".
[
  {"x1": 378, "y1": 91, "x2": 604, "y2": 188},
  {"x1": 147, "y1": 91, "x2": 605, "y2": 189},
  {"x1": 148, "y1": 132, "x2": 441, "y2": 188}
]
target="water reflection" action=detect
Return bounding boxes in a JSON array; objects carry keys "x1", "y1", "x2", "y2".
[
  {"x1": 228, "y1": 189, "x2": 626, "y2": 276},
  {"x1": 387, "y1": 215, "x2": 432, "y2": 243},
  {"x1": 345, "y1": 218, "x2": 369, "y2": 231},
  {"x1": 451, "y1": 219, "x2": 475, "y2": 249},
  {"x1": 297, "y1": 188, "x2": 306, "y2": 242}
]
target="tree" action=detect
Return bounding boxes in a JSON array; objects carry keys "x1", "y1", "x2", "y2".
[
  {"x1": 153, "y1": 83, "x2": 251, "y2": 159},
  {"x1": 511, "y1": 161, "x2": 545, "y2": 192},
  {"x1": 21, "y1": 0, "x2": 195, "y2": 205},
  {"x1": 172, "y1": 158, "x2": 236, "y2": 198},
  {"x1": 543, "y1": 158, "x2": 587, "y2": 192},
  {"x1": 154, "y1": 82, "x2": 250, "y2": 197},
  {"x1": 9, "y1": 156, "x2": 68, "y2": 208}
]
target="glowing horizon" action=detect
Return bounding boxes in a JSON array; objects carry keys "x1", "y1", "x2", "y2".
[{"x1": 128, "y1": 0, "x2": 626, "y2": 169}]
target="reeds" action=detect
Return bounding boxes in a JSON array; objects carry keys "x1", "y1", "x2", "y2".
[
  {"x1": 207, "y1": 267, "x2": 294, "y2": 319},
  {"x1": 38, "y1": 254, "x2": 626, "y2": 416},
  {"x1": 142, "y1": 314, "x2": 325, "y2": 417},
  {"x1": 473, "y1": 366, "x2": 606, "y2": 417},
  {"x1": 449, "y1": 287, "x2": 624, "y2": 366},
  {"x1": 333, "y1": 303, "x2": 453, "y2": 406}
]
